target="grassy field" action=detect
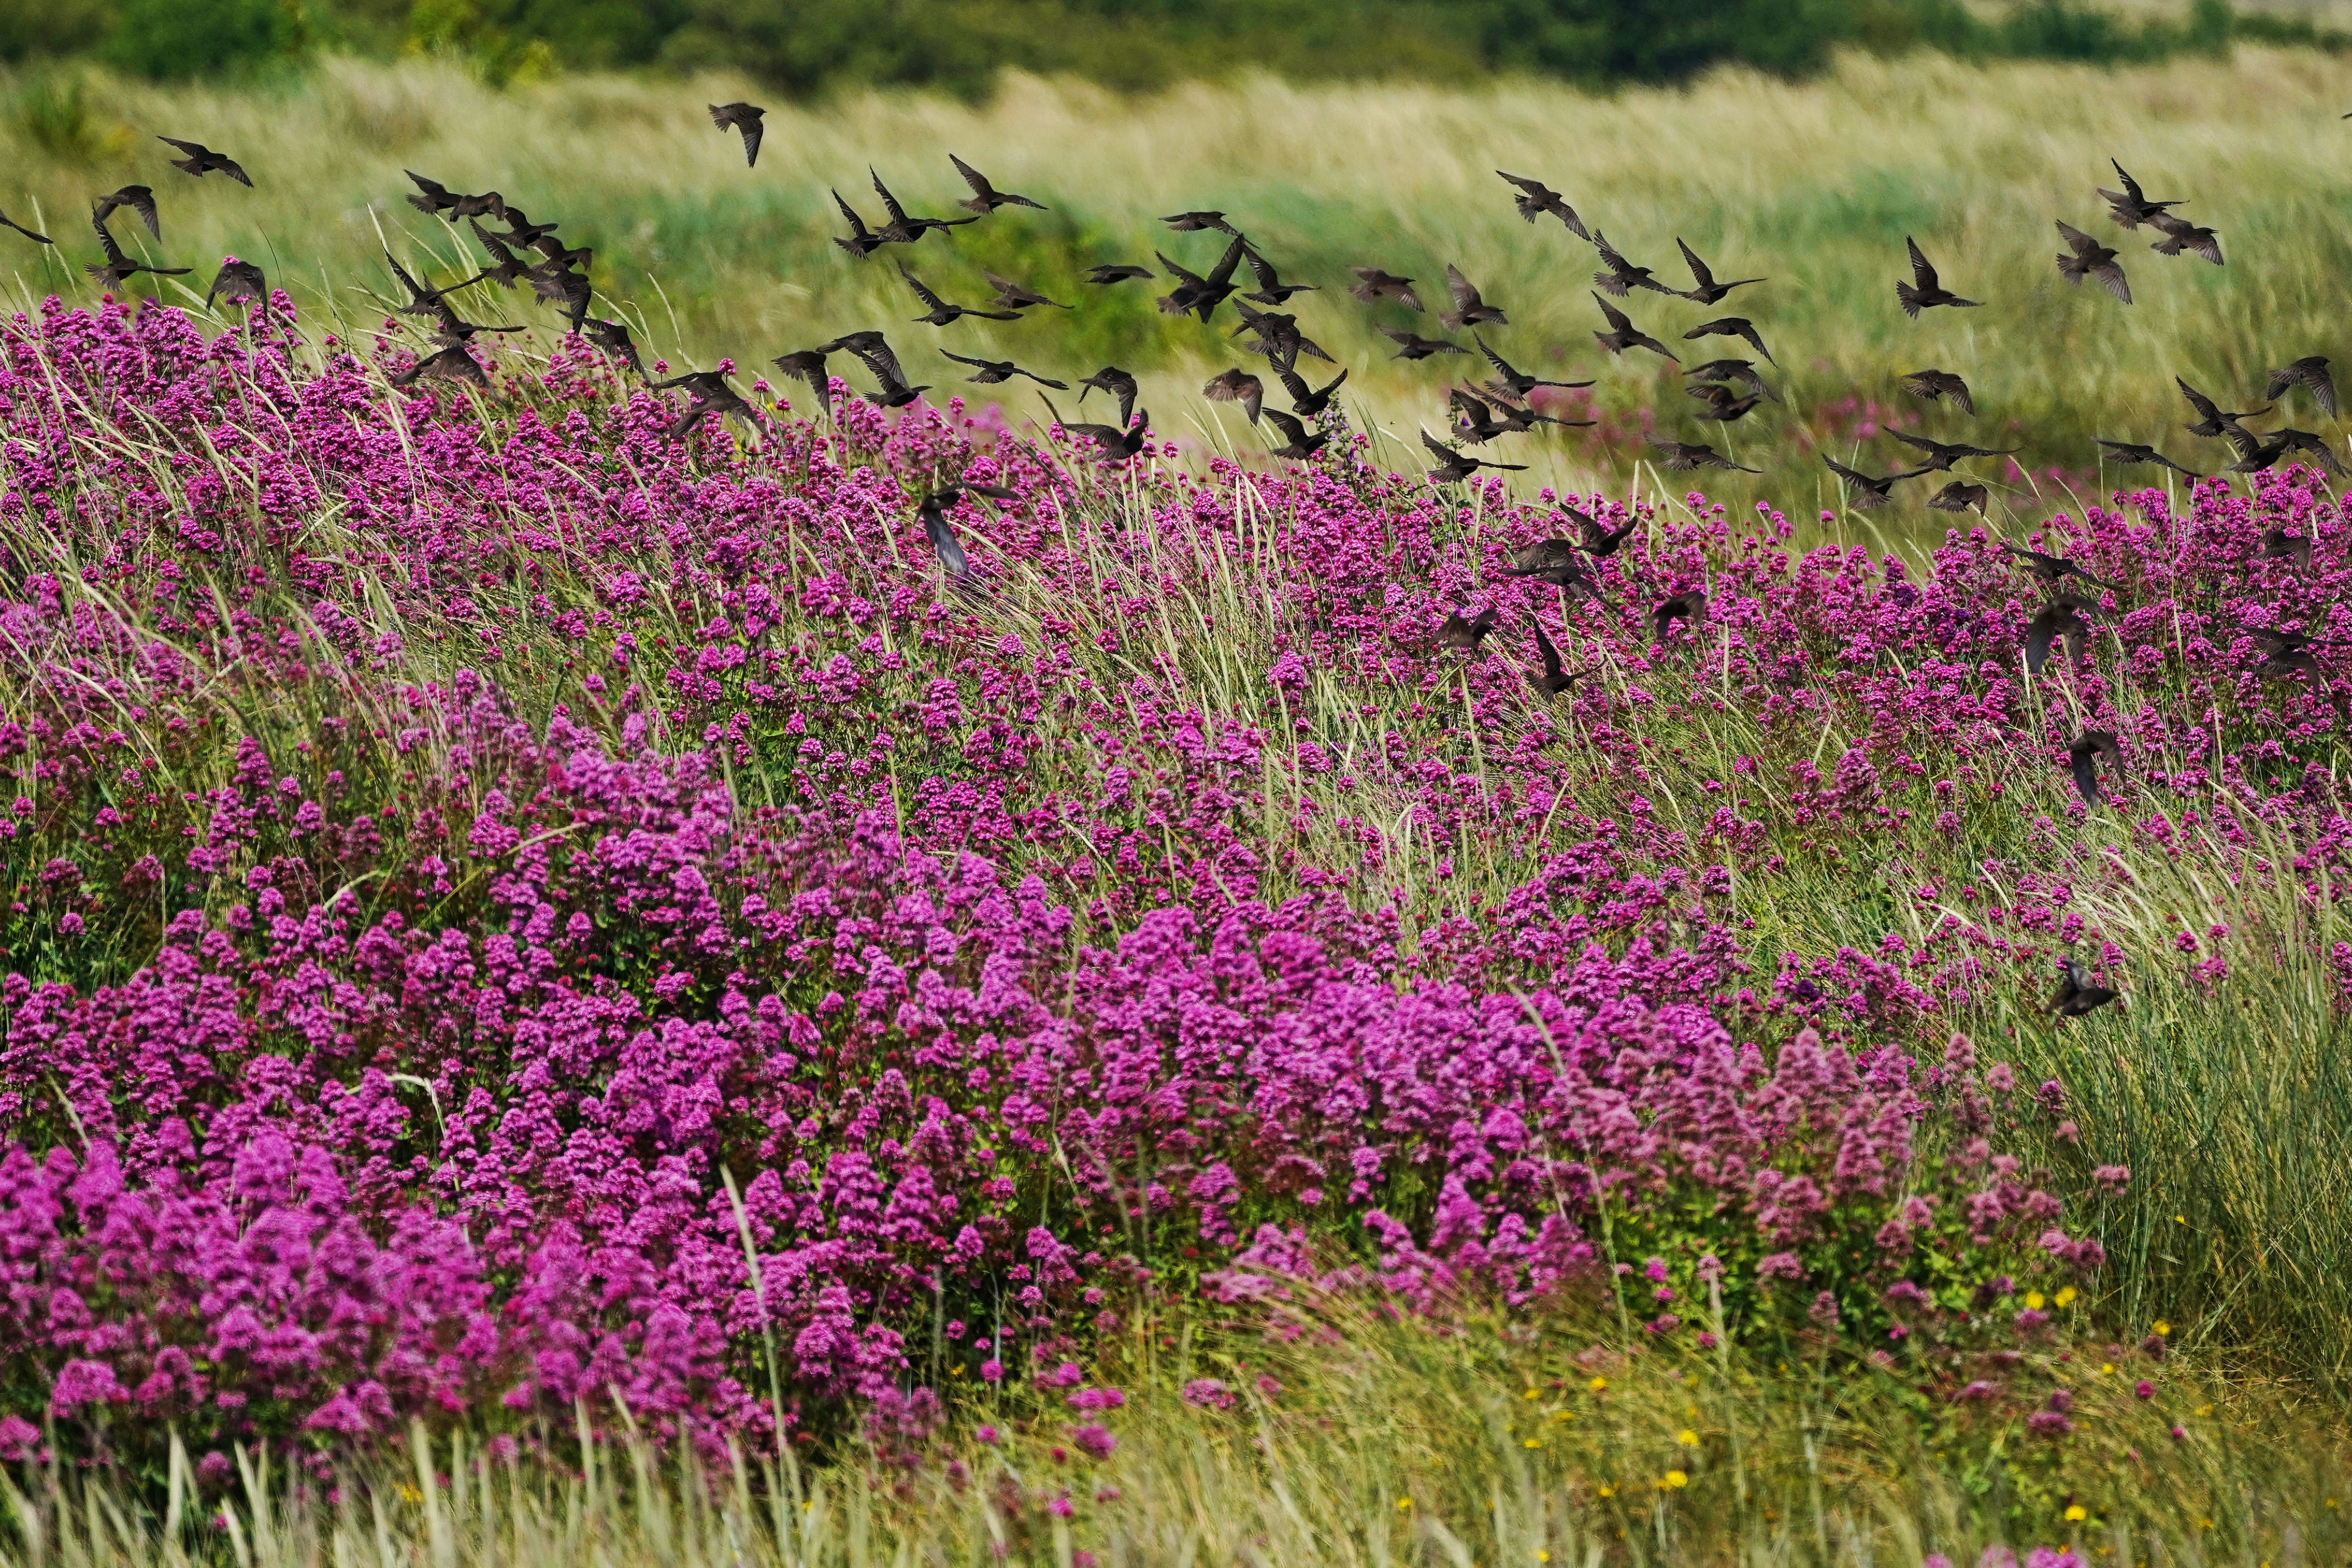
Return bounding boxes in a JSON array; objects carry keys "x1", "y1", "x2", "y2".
[
  {"x1": 4, "y1": 48, "x2": 2352, "y2": 528},
  {"x1": 13, "y1": 1301, "x2": 2352, "y2": 1567}
]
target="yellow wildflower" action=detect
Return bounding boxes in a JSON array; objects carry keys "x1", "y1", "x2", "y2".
[
  {"x1": 2025, "y1": 1290, "x2": 2046, "y2": 1310},
  {"x1": 1663, "y1": 1471, "x2": 1688, "y2": 1489},
  {"x1": 2055, "y1": 1286, "x2": 2077, "y2": 1307},
  {"x1": 1396, "y1": 1497, "x2": 1413, "y2": 1511},
  {"x1": 2066, "y1": 1505, "x2": 2088, "y2": 1522},
  {"x1": 1588, "y1": 1376, "x2": 1608, "y2": 1393},
  {"x1": 2154, "y1": 1320, "x2": 2171, "y2": 1336},
  {"x1": 1524, "y1": 1438, "x2": 1541, "y2": 1449},
  {"x1": 1677, "y1": 1429, "x2": 1699, "y2": 1447}
]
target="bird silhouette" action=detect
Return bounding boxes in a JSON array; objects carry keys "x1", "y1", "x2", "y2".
[
  {"x1": 943, "y1": 351, "x2": 1068, "y2": 390},
  {"x1": 1348, "y1": 267, "x2": 1424, "y2": 311},
  {"x1": 899, "y1": 264, "x2": 1022, "y2": 326},
  {"x1": 158, "y1": 137, "x2": 250, "y2": 185},
  {"x1": 2048, "y1": 956, "x2": 2119, "y2": 1017},
  {"x1": 1437, "y1": 607, "x2": 1499, "y2": 651},
  {"x1": 2097, "y1": 439, "x2": 2201, "y2": 477},
  {"x1": 1683, "y1": 316, "x2": 1776, "y2": 364},
  {"x1": 1274, "y1": 363, "x2": 1349, "y2": 418},
  {"x1": 583, "y1": 318, "x2": 646, "y2": 379},
  {"x1": 1654, "y1": 439, "x2": 1759, "y2": 473},
  {"x1": 1083, "y1": 264, "x2": 1154, "y2": 285},
  {"x1": 1049, "y1": 401, "x2": 1152, "y2": 463},
  {"x1": 1653, "y1": 592, "x2": 1707, "y2": 646},
  {"x1": 1531, "y1": 624, "x2": 1601, "y2": 695},
  {"x1": 1900, "y1": 368, "x2": 1975, "y2": 415},
  {"x1": 1591, "y1": 294, "x2": 1677, "y2": 362},
  {"x1": 86, "y1": 214, "x2": 190, "y2": 290},
  {"x1": 2264, "y1": 357, "x2": 2336, "y2": 419},
  {"x1": 708, "y1": 103, "x2": 766, "y2": 166},
  {"x1": 951, "y1": 155, "x2": 1045, "y2": 213},
  {"x1": 1673, "y1": 239, "x2": 1765, "y2": 305},
  {"x1": 1240, "y1": 245, "x2": 1317, "y2": 306},
  {"x1": 0, "y1": 207, "x2": 51, "y2": 245},
  {"x1": 1381, "y1": 327, "x2": 1469, "y2": 361},
  {"x1": 870, "y1": 168, "x2": 978, "y2": 244},
  {"x1": 1824, "y1": 457, "x2": 1924, "y2": 507},
  {"x1": 1203, "y1": 368, "x2": 1266, "y2": 424},
  {"x1": 2148, "y1": 212, "x2": 2222, "y2": 265},
  {"x1": 1078, "y1": 367, "x2": 1139, "y2": 427},
  {"x1": 1422, "y1": 431, "x2": 1526, "y2": 482},
  {"x1": 2067, "y1": 729, "x2": 2124, "y2": 804},
  {"x1": 1592, "y1": 231, "x2": 1670, "y2": 297},
  {"x1": 1496, "y1": 171, "x2": 1588, "y2": 237},
  {"x1": 1476, "y1": 335, "x2": 1591, "y2": 402},
  {"x1": 92, "y1": 186, "x2": 159, "y2": 240},
  {"x1": 2175, "y1": 377, "x2": 2269, "y2": 442},
  {"x1": 982, "y1": 271, "x2": 1071, "y2": 311},
  {"x1": 205, "y1": 256, "x2": 265, "y2": 312},
  {"x1": 1439, "y1": 264, "x2": 1508, "y2": 329},
  {"x1": 2055, "y1": 221, "x2": 2132, "y2": 303},
  {"x1": 1889, "y1": 433, "x2": 2019, "y2": 471},
  {"x1": 1897, "y1": 237, "x2": 1980, "y2": 318},
  {"x1": 2097, "y1": 161, "x2": 2181, "y2": 229},
  {"x1": 1261, "y1": 409, "x2": 1330, "y2": 461},
  {"x1": 2024, "y1": 595, "x2": 2099, "y2": 674},
  {"x1": 1685, "y1": 359, "x2": 1779, "y2": 403}
]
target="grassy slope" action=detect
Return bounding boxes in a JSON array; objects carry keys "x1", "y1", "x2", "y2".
[{"x1": 3, "y1": 48, "x2": 2352, "y2": 531}]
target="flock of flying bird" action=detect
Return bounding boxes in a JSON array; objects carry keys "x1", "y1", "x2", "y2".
[{"x1": 4, "y1": 116, "x2": 2342, "y2": 1024}]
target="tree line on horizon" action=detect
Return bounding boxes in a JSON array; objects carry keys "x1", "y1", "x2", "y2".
[{"x1": 2, "y1": 0, "x2": 2346, "y2": 100}]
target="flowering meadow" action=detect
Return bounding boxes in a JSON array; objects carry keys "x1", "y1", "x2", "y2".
[{"x1": 2, "y1": 290, "x2": 2351, "y2": 1555}]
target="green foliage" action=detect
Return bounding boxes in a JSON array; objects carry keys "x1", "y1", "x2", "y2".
[
  {"x1": 6, "y1": 0, "x2": 2348, "y2": 93},
  {"x1": 0, "y1": 0, "x2": 111, "y2": 63},
  {"x1": 101, "y1": 0, "x2": 297, "y2": 78}
]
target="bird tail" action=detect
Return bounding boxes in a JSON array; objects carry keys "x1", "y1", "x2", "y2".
[
  {"x1": 1896, "y1": 283, "x2": 1922, "y2": 319},
  {"x1": 1592, "y1": 273, "x2": 1627, "y2": 297},
  {"x1": 2056, "y1": 255, "x2": 2086, "y2": 284}
]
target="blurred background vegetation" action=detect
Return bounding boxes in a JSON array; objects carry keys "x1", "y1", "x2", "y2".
[{"x1": 3, "y1": 0, "x2": 2350, "y2": 92}]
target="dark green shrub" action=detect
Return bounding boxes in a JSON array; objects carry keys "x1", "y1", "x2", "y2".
[{"x1": 102, "y1": 0, "x2": 294, "y2": 78}]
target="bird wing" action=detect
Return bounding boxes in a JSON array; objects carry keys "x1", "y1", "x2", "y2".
[
  {"x1": 1263, "y1": 408, "x2": 1307, "y2": 444},
  {"x1": 897, "y1": 265, "x2": 948, "y2": 311},
  {"x1": 1203, "y1": 234, "x2": 1249, "y2": 286},
  {"x1": 2310, "y1": 364, "x2": 2340, "y2": 416},
  {"x1": 1676, "y1": 238, "x2": 1714, "y2": 290},
  {"x1": 2176, "y1": 377, "x2": 2220, "y2": 422},
  {"x1": 2113, "y1": 160, "x2": 2144, "y2": 204},
  {"x1": 1532, "y1": 623, "x2": 1565, "y2": 680},
  {"x1": 1594, "y1": 233, "x2": 1631, "y2": 272},
  {"x1": 870, "y1": 169, "x2": 910, "y2": 223},
  {"x1": 1444, "y1": 264, "x2": 1480, "y2": 312},
  {"x1": 1592, "y1": 293, "x2": 1632, "y2": 332},
  {"x1": 1242, "y1": 245, "x2": 1281, "y2": 291},
  {"x1": 830, "y1": 190, "x2": 871, "y2": 237},
  {"x1": 2056, "y1": 220, "x2": 2097, "y2": 255},
  {"x1": 2091, "y1": 259, "x2": 2131, "y2": 303},
  {"x1": 1906, "y1": 237, "x2": 1938, "y2": 290},
  {"x1": 1156, "y1": 251, "x2": 1207, "y2": 290},
  {"x1": 949, "y1": 154, "x2": 989, "y2": 197}
]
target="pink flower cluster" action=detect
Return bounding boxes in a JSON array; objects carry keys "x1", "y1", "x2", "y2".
[{"x1": 0, "y1": 292, "x2": 2343, "y2": 1457}]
